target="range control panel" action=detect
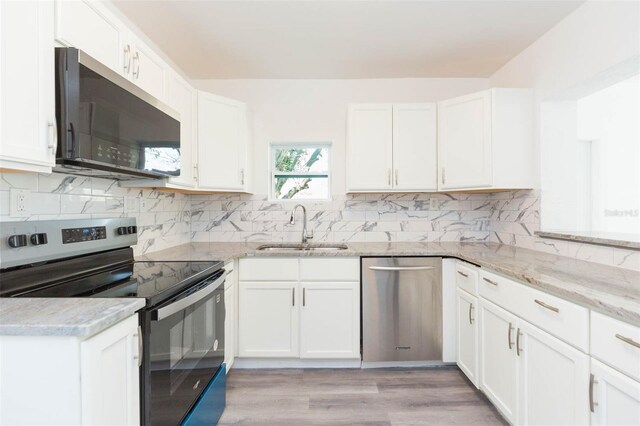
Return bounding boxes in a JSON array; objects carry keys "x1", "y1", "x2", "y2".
[
  {"x1": 62, "y1": 226, "x2": 107, "y2": 244},
  {"x1": 1, "y1": 217, "x2": 137, "y2": 270}
]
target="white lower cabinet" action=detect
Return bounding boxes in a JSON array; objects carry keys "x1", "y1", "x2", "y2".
[
  {"x1": 456, "y1": 288, "x2": 479, "y2": 387},
  {"x1": 300, "y1": 282, "x2": 360, "y2": 359},
  {"x1": 80, "y1": 315, "x2": 141, "y2": 425},
  {"x1": 479, "y1": 297, "x2": 590, "y2": 425},
  {"x1": 238, "y1": 281, "x2": 299, "y2": 358},
  {"x1": 517, "y1": 319, "x2": 589, "y2": 426},
  {"x1": 238, "y1": 257, "x2": 360, "y2": 361},
  {"x1": 0, "y1": 315, "x2": 140, "y2": 425},
  {"x1": 479, "y1": 298, "x2": 519, "y2": 423},
  {"x1": 590, "y1": 358, "x2": 640, "y2": 426},
  {"x1": 224, "y1": 262, "x2": 237, "y2": 370}
]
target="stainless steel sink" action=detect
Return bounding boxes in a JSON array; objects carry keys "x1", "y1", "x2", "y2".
[{"x1": 256, "y1": 243, "x2": 349, "y2": 251}]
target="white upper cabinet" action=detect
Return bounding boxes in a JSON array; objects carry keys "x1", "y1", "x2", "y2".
[
  {"x1": 437, "y1": 88, "x2": 535, "y2": 191},
  {"x1": 125, "y1": 33, "x2": 166, "y2": 101},
  {"x1": 165, "y1": 72, "x2": 196, "y2": 187},
  {"x1": 347, "y1": 103, "x2": 437, "y2": 192},
  {"x1": 55, "y1": 0, "x2": 166, "y2": 102},
  {"x1": 0, "y1": 0, "x2": 56, "y2": 173},
  {"x1": 346, "y1": 104, "x2": 393, "y2": 191},
  {"x1": 392, "y1": 104, "x2": 438, "y2": 191},
  {"x1": 55, "y1": 0, "x2": 125, "y2": 74},
  {"x1": 197, "y1": 92, "x2": 249, "y2": 191}
]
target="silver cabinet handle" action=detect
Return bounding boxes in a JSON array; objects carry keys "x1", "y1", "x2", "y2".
[
  {"x1": 395, "y1": 169, "x2": 398, "y2": 186},
  {"x1": 589, "y1": 373, "x2": 598, "y2": 412},
  {"x1": 508, "y1": 322, "x2": 514, "y2": 349},
  {"x1": 193, "y1": 163, "x2": 198, "y2": 181},
  {"x1": 369, "y1": 266, "x2": 435, "y2": 271},
  {"x1": 516, "y1": 328, "x2": 523, "y2": 356},
  {"x1": 442, "y1": 167, "x2": 446, "y2": 185},
  {"x1": 292, "y1": 287, "x2": 295, "y2": 307},
  {"x1": 132, "y1": 51, "x2": 140, "y2": 79},
  {"x1": 534, "y1": 299, "x2": 560, "y2": 313},
  {"x1": 483, "y1": 277, "x2": 498, "y2": 286},
  {"x1": 47, "y1": 120, "x2": 57, "y2": 158},
  {"x1": 123, "y1": 44, "x2": 132, "y2": 73},
  {"x1": 135, "y1": 325, "x2": 143, "y2": 367},
  {"x1": 615, "y1": 334, "x2": 640, "y2": 349},
  {"x1": 469, "y1": 303, "x2": 474, "y2": 325},
  {"x1": 303, "y1": 288, "x2": 306, "y2": 307},
  {"x1": 240, "y1": 169, "x2": 245, "y2": 185},
  {"x1": 154, "y1": 274, "x2": 225, "y2": 320},
  {"x1": 387, "y1": 169, "x2": 391, "y2": 186},
  {"x1": 457, "y1": 270, "x2": 469, "y2": 278}
]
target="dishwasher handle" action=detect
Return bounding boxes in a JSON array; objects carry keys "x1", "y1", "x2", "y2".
[{"x1": 368, "y1": 266, "x2": 435, "y2": 272}]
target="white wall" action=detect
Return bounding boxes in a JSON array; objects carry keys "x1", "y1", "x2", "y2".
[
  {"x1": 488, "y1": 0, "x2": 640, "y2": 269},
  {"x1": 193, "y1": 78, "x2": 488, "y2": 195}
]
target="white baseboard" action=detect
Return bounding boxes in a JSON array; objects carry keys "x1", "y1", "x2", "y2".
[{"x1": 231, "y1": 358, "x2": 362, "y2": 369}]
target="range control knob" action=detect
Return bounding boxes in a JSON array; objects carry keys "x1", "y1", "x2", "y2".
[
  {"x1": 128, "y1": 226, "x2": 137, "y2": 234},
  {"x1": 117, "y1": 226, "x2": 128, "y2": 235},
  {"x1": 30, "y1": 233, "x2": 48, "y2": 246},
  {"x1": 7, "y1": 234, "x2": 27, "y2": 248}
]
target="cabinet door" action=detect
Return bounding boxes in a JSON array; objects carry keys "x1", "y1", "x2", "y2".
[
  {"x1": 438, "y1": 90, "x2": 492, "y2": 189},
  {"x1": 55, "y1": 0, "x2": 125, "y2": 74},
  {"x1": 479, "y1": 298, "x2": 518, "y2": 423},
  {"x1": 80, "y1": 315, "x2": 140, "y2": 425},
  {"x1": 392, "y1": 104, "x2": 437, "y2": 191},
  {"x1": 456, "y1": 288, "x2": 479, "y2": 387},
  {"x1": 591, "y1": 358, "x2": 640, "y2": 426},
  {"x1": 166, "y1": 73, "x2": 196, "y2": 187},
  {"x1": 129, "y1": 36, "x2": 166, "y2": 101},
  {"x1": 238, "y1": 282, "x2": 299, "y2": 358},
  {"x1": 197, "y1": 92, "x2": 247, "y2": 191},
  {"x1": 346, "y1": 104, "x2": 393, "y2": 191},
  {"x1": 300, "y1": 282, "x2": 360, "y2": 359},
  {"x1": 0, "y1": 0, "x2": 56, "y2": 172},
  {"x1": 517, "y1": 319, "x2": 590, "y2": 426},
  {"x1": 224, "y1": 269, "x2": 236, "y2": 371}
]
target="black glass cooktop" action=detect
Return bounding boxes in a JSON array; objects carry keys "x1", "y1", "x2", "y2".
[{"x1": 14, "y1": 260, "x2": 224, "y2": 306}]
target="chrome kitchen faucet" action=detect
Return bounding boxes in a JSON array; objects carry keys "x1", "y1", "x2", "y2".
[{"x1": 290, "y1": 204, "x2": 314, "y2": 244}]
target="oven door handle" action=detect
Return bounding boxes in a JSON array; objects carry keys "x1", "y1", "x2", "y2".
[{"x1": 153, "y1": 272, "x2": 226, "y2": 321}]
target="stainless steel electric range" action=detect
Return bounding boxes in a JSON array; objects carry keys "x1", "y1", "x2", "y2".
[{"x1": 0, "y1": 217, "x2": 226, "y2": 425}]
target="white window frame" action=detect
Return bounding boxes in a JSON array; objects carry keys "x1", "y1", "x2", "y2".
[{"x1": 270, "y1": 142, "x2": 331, "y2": 201}]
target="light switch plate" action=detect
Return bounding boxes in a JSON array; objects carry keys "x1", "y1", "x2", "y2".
[{"x1": 10, "y1": 188, "x2": 31, "y2": 217}]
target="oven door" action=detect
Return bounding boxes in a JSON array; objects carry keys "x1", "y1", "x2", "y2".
[{"x1": 143, "y1": 271, "x2": 225, "y2": 426}]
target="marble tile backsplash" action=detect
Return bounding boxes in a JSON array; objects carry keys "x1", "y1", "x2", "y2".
[
  {"x1": 1, "y1": 172, "x2": 637, "y2": 272},
  {"x1": 0, "y1": 173, "x2": 191, "y2": 257}
]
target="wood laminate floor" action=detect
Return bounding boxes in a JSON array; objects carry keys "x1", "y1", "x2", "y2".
[{"x1": 218, "y1": 367, "x2": 507, "y2": 425}]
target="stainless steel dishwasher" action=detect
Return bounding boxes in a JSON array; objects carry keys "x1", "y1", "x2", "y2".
[{"x1": 362, "y1": 257, "x2": 442, "y2": 366}]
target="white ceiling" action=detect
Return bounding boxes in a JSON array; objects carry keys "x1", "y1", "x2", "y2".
[{"x1": 112, "y1": 0, "x2": 584, "y2": 79}]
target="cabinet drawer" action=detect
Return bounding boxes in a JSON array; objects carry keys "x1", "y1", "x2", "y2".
[
  {"x1": 455, "y1": 261, "x2": 479, "y2": 296},
  {"x1": 239, "y1": 258, "x2": 298, "y2": 281},
  {"x1": 300, "y1": 258, "x2": 359, "y2": 281},
  {"x1": 479, "y1": 269, "x2": 589, "y2": 352},
  {"x1": 592, "y1": 312, "x2": 640, "y2": 381}
]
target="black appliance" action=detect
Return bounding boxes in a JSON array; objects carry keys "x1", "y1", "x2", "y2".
[
  {"x1": 0, "y1": 218, "x2": 226, "y2": 425},
  {"x1": 55, "y1": 47, "x2": 181, "y2": 179}
]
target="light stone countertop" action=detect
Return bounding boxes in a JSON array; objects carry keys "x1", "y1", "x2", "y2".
[
  {"x1": 140, "y1": 241, "x2": 640, "y2": 326},
  {"x1": 0, "y1": 298, "x2": 145, "y2": 337}
]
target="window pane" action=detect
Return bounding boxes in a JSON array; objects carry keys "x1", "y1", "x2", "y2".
[
  {"x1": 274, "y1": 147, "x2": 328, "y2": 173},
  {"x1": 273, "y1": 176, "x2": 329, "y2": 200}
]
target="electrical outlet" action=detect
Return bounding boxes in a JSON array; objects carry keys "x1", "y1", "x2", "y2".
[{"x1": 10, "y1": 189, "x2": 31, "y2": 217}]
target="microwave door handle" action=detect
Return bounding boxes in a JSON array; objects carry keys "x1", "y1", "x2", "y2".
[{"x1": 153, "y1": 273, "x2": 226, "y2": 321}]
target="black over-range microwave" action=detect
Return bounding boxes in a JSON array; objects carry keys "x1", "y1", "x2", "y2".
[{"x1": 55, "y1": 48, "x2": 180, "y2": 179}]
